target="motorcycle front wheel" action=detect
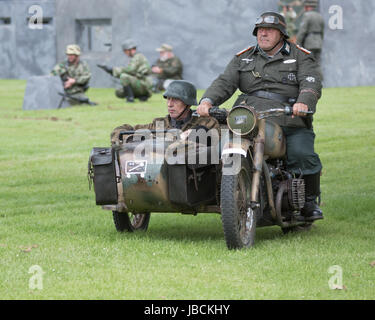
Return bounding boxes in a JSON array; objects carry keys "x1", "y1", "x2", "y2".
[
  {"x1": 220, "y1": 157, "x2": 257, "y2": 249},
  {"x1": 112, "y1": 211, "x2": 151, "y2": 232}
]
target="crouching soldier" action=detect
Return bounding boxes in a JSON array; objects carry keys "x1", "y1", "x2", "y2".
[
  {"x1": 98, "y1": 39, "x2": 153, "y2": 103},
  {"x1": 51, "y1": 44, "x2": 92, "y2": 105}
]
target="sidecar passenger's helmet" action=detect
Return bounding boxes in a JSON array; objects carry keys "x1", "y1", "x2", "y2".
[
  {"x1": 163, "y1": 80, "x2": 198, "y2": 106},
  {"x1": 252, "y1": 12, "x2": 289, "y2": 39}
]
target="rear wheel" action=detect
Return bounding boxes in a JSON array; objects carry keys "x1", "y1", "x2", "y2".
[
  {"x1": 112, "y1": 211, "x2": 151, "y2": 232},
  {"x1": 221, "y1": 157, "x2": 257, "y2": 249}
]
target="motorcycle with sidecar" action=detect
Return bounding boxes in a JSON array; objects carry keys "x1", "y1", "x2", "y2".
[{"x1": 88, "y1": 105, "x2": 317, "y2": 249}]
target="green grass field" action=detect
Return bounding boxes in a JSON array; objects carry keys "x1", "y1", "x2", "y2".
[{"x1": 0, "y1": 80, "x2": 374, "y2": 300}]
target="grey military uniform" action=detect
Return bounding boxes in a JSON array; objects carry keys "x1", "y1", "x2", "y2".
[
  {"x1": 297, "y1": 10, "x2": 324, "y2": 66},
  {"x1": 203, "y1": 41, "x2": 321, "y2": 126},
  {"x1": 297, "y1": 11, "x2": 324, "y2": 51},
  {"x1": 202, "y1": 41, "x2": 322, "y2": 175}
]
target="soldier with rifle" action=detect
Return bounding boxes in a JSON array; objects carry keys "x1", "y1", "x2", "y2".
[
  {"x1": 98, "y1": 39, "x2": 153, "y2": 103},
  {"x1": 51, "y1": 44, "x2": 95, "y2": 106}
]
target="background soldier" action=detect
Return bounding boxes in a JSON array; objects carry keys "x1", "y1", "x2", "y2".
[
  {"x1": 98, "y1": 39, "x2": 153, "y2": 103},
  {"x1": 151, "y1": 44, "x2": 183, "y2": 92},
  {"x1": 51, "y1": 44, "x2": 92, "y2": 105},
  {"x1": 280, "y1": 2, "x2": 298, "y2": 43},
  {"x1": 111, "y1": 80, "x2": 219, "y2": 145},
  {"x1": 197, "y1": 12, "x2": 324, "y2": 221},
  {"x1": 296, "y1": 0, "x2": 325, "y2": 77}
]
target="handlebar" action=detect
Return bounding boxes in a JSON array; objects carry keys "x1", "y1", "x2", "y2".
[
  {"x1": 192, "y1": 105, "x2": 313, "y2": 123},
  {"x1": 257, "y1": 106, "x2": 313, "y2": 119},
  {"x1": 192, "y1": 106, "x2": 228, "y2": 124}
]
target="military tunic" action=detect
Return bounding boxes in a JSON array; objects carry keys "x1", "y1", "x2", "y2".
[
  {"x1": 51, "y1": 60, "x2": 91, "y2": 103},
  {"x1": 297, "y1": 11, "x2": 324, "y2": 51},
  {"x1": 153, "y1": 56, "x2": 183, "y2": 80},
  {"x1": 113, "y1": 52, "x2": 153, "y2": 98},
  {"x1": 201, "y1": 41, "x2": 322, "y2": 175},
  {"x1": 296, "y1": 10, "x2": 325, "y2": 68}
]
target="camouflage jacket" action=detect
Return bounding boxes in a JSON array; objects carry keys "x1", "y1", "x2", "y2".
[
  {"x1": 51, "y1": 60, "x2": 91, "y2": 94},
  {"x1": 153, "y1": 56, "x2": 183, "y2": 80},
  {"x1": 296, "y1": 11, "x2": 325, "y2": 50},
  {"x1": 201, "y1": 41, "x2": 322, "y2": 128},
  {"x1": 113, "y1": 53, "x2": 152, "y2": 80},
  {"x1": 111, "y1": 112, "x2": 220, "y2": 145}
]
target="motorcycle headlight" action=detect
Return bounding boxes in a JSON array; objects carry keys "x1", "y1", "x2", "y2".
[{"x1": 227, "y1": 105, "x2": 257, "y2": 136}]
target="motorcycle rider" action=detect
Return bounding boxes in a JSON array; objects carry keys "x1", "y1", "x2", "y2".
[
  {"x1": 110, "y1": 80, "x2": 219, "y2": 145},
  {"x1": 197, "y1": 12, "x2": 323, "y2": 221}
]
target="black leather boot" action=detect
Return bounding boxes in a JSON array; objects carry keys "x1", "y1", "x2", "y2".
[
  {"x1": 138, "y1": 95, "x2": 149, "y2": 101},
  {"x1": 301, "y1": 173, "x2": 324, "y2": 221},
  {"x1": 123, "y1": 85, "x2": 134, "y2": 103}
]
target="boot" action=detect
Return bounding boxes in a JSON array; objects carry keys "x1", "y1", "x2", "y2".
[
  {"x1": 301, "y1": 172, "x2": 323, "y2": 221},
  {"x1": 138, "y1": 95, "x2": 149, "y2": 102},
  {"x1": 123, "y1": 85, "x2": 134, "y2": 103}
]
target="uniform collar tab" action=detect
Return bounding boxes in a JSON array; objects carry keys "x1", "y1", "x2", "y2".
[{"x1": 281, "y1": 41, "x2": 291, "y2": 55}]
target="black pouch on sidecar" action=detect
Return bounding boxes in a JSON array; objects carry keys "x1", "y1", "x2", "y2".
[{"x1": 88, "y1": 147, "x2": 118, "y2": 205}]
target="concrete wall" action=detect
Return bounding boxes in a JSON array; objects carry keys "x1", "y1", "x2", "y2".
[
  {"x1": 0, "y1": 0, "x2": 56, "y2": 79},
  {"x1": 320, "y1": 1, "x2": 375, "y2": 87},
  {"x1": 1, "y1": 0, "x2": 374, "y2": 89}
]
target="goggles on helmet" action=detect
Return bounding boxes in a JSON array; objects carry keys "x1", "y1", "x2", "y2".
[{"x1": 255, "y1": 15, "x2": 286, "y2": 27}]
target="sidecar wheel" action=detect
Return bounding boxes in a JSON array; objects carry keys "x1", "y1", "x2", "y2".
[
  {"x1": 112, "y1": 211, "x2": 151, "y2": 232},
  {"x1": 221, "y1": 157, "x2": 256, "y2": 249}
]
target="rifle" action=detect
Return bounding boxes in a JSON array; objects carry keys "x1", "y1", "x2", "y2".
[
  {"x1": 97, "y1": 64, "x2": 113, "y2": 75},
  {"x1": 57, "y1": 92, "x2": 97, "y2": 108}
]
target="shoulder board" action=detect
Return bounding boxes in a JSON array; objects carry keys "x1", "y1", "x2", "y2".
[
  {"x1": 236, "y1": 46, "x2": 254, "y2": 56},
  {"x1": 296, "y1": 45, "x2": 311, "y2": 55}
]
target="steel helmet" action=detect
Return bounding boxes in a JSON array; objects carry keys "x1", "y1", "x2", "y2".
[
  {"x1": 252, "y1": 12, "x2": 289, "y2": 38},
  {"x1": 66, "y1": 44, "x2": 81, "y2": 55},
  {"x1": 122, "y1": 39, "x2": 137, "y2": 51},
  {"x1": 163, "y1": 80, "x2": 197, "y2": 106},
  {"x1": 303, "y1": 0, "x2": 318, "y2": 7}
]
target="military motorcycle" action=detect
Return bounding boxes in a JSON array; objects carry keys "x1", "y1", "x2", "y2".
[{"x1": 88, "y1": 105, "x2": 316, "y2": 249}]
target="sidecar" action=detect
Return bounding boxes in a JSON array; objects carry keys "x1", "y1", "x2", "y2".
[
  {"x1": 89, "y1": 106, "x2": 316, "y2": 249},
  {"x1": 88, "y1": 128, "x2": 224, "y2": 232}
]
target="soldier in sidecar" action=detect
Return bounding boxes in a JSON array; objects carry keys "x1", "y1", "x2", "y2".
[{"x1": 110, "y1": 80, "x2": 219, "y2": 145}]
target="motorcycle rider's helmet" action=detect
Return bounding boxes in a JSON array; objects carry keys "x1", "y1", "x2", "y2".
[
  {"x1": 252, "y1": 12, "x2": 289, "y2": 39},
  {"x1": 163, "y1": 80, "x2": 198, "y2": 106}
]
